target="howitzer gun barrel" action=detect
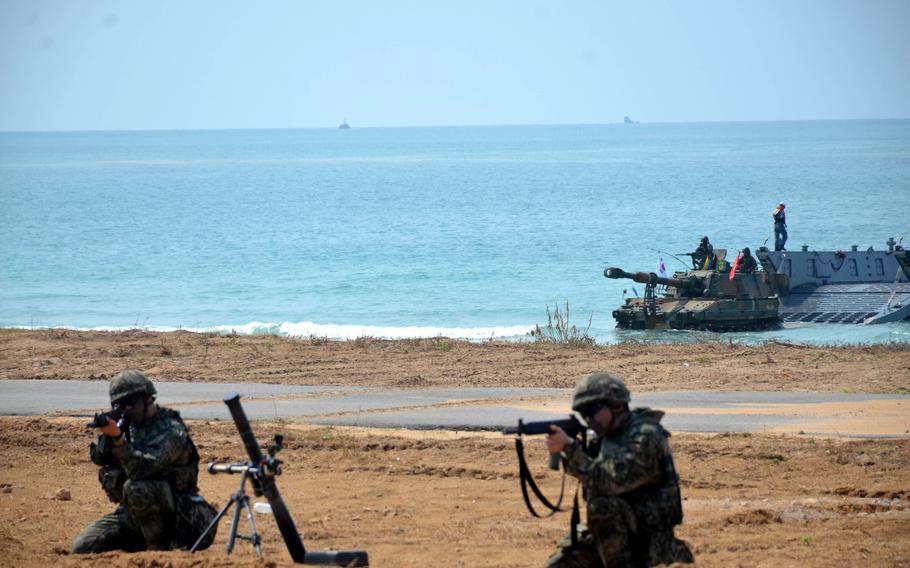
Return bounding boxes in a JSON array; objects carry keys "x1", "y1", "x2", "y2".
[{"x1": 604, "y1": 267, "x2": 702, "y2": 291}]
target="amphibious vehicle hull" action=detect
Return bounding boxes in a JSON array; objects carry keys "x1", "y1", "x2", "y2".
[{"x1": 612, "y1": 297, "x2": 781, "y2": 331}]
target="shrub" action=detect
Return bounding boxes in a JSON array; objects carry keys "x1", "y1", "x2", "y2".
[{"x1": 530, "y1": 301, "x2": 595, "y2": 347}]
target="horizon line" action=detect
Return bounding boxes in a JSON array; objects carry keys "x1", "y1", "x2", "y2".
[{"x1": 2, "y1": 116, "x2": 909, "y2": 135}]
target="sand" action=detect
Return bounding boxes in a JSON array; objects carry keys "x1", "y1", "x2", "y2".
[{"x1": 0, "y1": 329, "x2": 908, "y2": 567}]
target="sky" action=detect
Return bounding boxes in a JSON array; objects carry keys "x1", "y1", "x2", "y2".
[{"x1": 1, "y1": 0, "x2": 909, "y2": 131}]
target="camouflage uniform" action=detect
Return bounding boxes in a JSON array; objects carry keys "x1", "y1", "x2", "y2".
[
  {"x1": 545, "y1": 374, "x2": 693, "y2": 568},
  {"x1": 692, "y1": 237, "x2": 714, "y2": 270},
  {"x1": 72, "y1": 371, "x2": 217, "y2": 553},
  {"x1": 736, "y1": 248, "x2": 758, "y2": 274}
]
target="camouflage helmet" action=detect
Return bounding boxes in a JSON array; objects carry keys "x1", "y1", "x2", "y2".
[
  {"x1": 109, "y1": 369, "x2": 156, "y2": 405},
  {"x1": 572, "y1": 372, "x2": 631, "y2": 411}
]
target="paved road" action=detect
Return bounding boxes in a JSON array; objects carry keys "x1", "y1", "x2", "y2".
[{"x1": 1, "y1": 380, "x2": 907, "y2": 437}]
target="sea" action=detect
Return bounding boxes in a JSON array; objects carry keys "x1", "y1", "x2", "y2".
[{"x1": 2, "y1": 121, "x2": 909, "y2": 345}]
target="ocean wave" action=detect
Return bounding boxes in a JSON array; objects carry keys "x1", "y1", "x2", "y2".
[
  {"x1": 10, "y1": 321, "x2": 537, "y2": 341},
  {"x1": 207, "y1": 321, "x2": 536, "y2": 341}
]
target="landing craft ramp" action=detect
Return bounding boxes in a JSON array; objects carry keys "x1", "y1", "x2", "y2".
[{"x1": 758, "y1": 241, "x2": 910, "y2": 324}]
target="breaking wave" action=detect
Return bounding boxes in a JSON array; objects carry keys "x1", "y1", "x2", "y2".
[
  {"x1": 206, "y1": 321, "x2": 536, "y2": 341},
  {"x1": 23, "y1": 321, "x2": 537, "y2": 341}
]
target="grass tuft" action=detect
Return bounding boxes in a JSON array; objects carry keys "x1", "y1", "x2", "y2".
[{"x1": 530, "y1": 301, "x2": 595, "y2": 347}]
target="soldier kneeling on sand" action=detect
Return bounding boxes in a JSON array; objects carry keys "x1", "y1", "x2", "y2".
[
  {"x1": 545, "y1": 372, "x2": 693, "y2": 568},
  {"x1": 73, "y1": 370, "x2": 218, "y2": 553}
]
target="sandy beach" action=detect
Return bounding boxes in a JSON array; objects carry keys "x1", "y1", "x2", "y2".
[
  {"x1": 0, "y1": 329, "x2": 908, "y2": 567},
  {"x1": 2, "y1": 328, "x2": 908, "y2": 392}
]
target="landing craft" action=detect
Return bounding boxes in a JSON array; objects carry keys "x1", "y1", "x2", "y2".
[{"x1": 757, "y1": 239, "x2": 910, "y2": 324}]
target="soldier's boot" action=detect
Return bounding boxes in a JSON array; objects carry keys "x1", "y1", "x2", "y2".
[
  {"x1": 123, "y1": 479, "x2": 176, "y2": 550},
  {"x1": 587, "y1": 497, "x2": 638, "y2": 568},
  {"x1": 543, "y1": 526, "x2": 604, "y2": 568}
]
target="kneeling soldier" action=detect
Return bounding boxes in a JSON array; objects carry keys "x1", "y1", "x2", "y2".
[
  {"x1": 73, "y1": 370, "x2": 217, "y2": 553},
  {"x1": 545, "y1": 372, "x2": 693, "y2": 567}
]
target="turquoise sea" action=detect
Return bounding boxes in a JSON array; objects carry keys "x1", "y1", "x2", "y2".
[{"x1": 1, "y1": 121, "x2": 909, "y2": 344}]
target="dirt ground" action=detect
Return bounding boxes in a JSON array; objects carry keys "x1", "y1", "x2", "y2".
[
  {"x1": 1, "y1": 329, "x2": 908, "y2": 392},
  {"x1": 0, "y1": 330, "x2": 909, "y2": 567},
  {"x1": 1, "y1": 419, "x2": 908, "y2": 568}
]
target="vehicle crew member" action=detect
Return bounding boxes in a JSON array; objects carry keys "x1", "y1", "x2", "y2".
[
  {"x1": 691, "y1": 236, "x2": 714, "y2": 269},
  {"x1": 736, "y1": 247, "x2": 758, "y2": 273},
  {"x1": 73, "y1": 370, "x2": 217, "y2": 553},
  {"x1": 544, "y1": 372, "x2": 693, "y2": 568},
  {"x1": 773, "y1": 202, "x2": 787, "y2": 251}
]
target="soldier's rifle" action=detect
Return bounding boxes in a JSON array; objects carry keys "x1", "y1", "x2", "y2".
[
  {"x1": 503, "y1": 416, "x2": 586, "y2": 518},
  {"x1": 87, "y1": 403, "x2": 131, "y2": 442},
  {"x1": 87, "y1": 403, "x2": 125, "y2": 429}
]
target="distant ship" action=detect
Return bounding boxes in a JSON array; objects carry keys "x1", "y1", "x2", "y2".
[
  {"x1": 338, "y1": 119, "x2": 351, "y2": 129},
  {"x1": 757, "y1": 238, "x2": 910, "y2": 324},
  {"x1": 623, "y1": 116, "x2": 638, "y2": 124}
]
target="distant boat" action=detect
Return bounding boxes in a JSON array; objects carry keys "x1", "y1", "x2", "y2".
[
  {"x1": 338, "y1": 119, "x2": 351, "y2": 129},
  {"x1": 623, "y1": 116, "x2": 638, "y2": 124}
]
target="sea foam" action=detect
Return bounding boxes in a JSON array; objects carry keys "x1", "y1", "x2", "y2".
[
  {"x1": 207, "y1": 321, "x2": 535, "y2": 341},
  {"x1": 15, "y1": 321, "x2": 536, "y2": 341}
]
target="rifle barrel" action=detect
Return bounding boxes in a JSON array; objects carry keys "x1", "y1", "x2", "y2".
[{"x1": 502, "y1": 416, "x2": 583, "y2": 437}]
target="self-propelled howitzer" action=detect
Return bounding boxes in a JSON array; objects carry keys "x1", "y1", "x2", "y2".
[{"x1": 604, "y1": 264, "x2": 782, "y2": 331}]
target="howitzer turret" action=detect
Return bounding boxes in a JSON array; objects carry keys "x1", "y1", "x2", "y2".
[{"x1": 603, "y1": 259, "x2": 781, "y2": 332}]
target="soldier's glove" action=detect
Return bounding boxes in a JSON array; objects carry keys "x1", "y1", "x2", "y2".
[{"x1": 98, "y1": 417, "x2": 124, "y2": 444}]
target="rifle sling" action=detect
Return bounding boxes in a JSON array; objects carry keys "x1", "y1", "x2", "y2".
[
  {"x1": 514, "y1": 435, "x2": 584, "y2": 552},
  {"x1": 570, "y1": 490, "x2": 580, "y2": 549},
  {"x1": 514, "y1": 436, "x2": 565, "y2": 518}
]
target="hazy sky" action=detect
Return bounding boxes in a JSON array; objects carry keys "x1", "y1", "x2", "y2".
[{"x1": 2, "y1": 0, "x2": 909, "y2": 131}]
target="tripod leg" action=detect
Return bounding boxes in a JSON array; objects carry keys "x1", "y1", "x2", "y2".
[
  {"x1": 191, "y1": 495, "x2": 235, "y2": 553},
  {"x1": 226, "y1": 491, "x2": 245, "y2": 554},
  {"x1": 241, "y1": 496, "x2": 262, "y2": 556}
]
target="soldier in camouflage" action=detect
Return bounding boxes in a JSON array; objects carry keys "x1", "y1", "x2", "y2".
[
  {"x1": 736, "y1": 247, "x2": 758, "y2": 274},
  {"x1": 72, "y1": 370, "x2": 218, "y2": 553},
  {"x1": 691, "y1": 236, "x2": 714, "y2": 270},
  {"x1": 544, "y1": 372, "x2": 693, "y2": 568}
]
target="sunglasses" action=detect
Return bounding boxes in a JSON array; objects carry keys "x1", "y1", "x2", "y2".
[
  {"x1": 118, "y1": 393, "x2": 146, "y2": 408},
  {"x1": 577, "y1": 403, "x2": 604, "y2": 418}
]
